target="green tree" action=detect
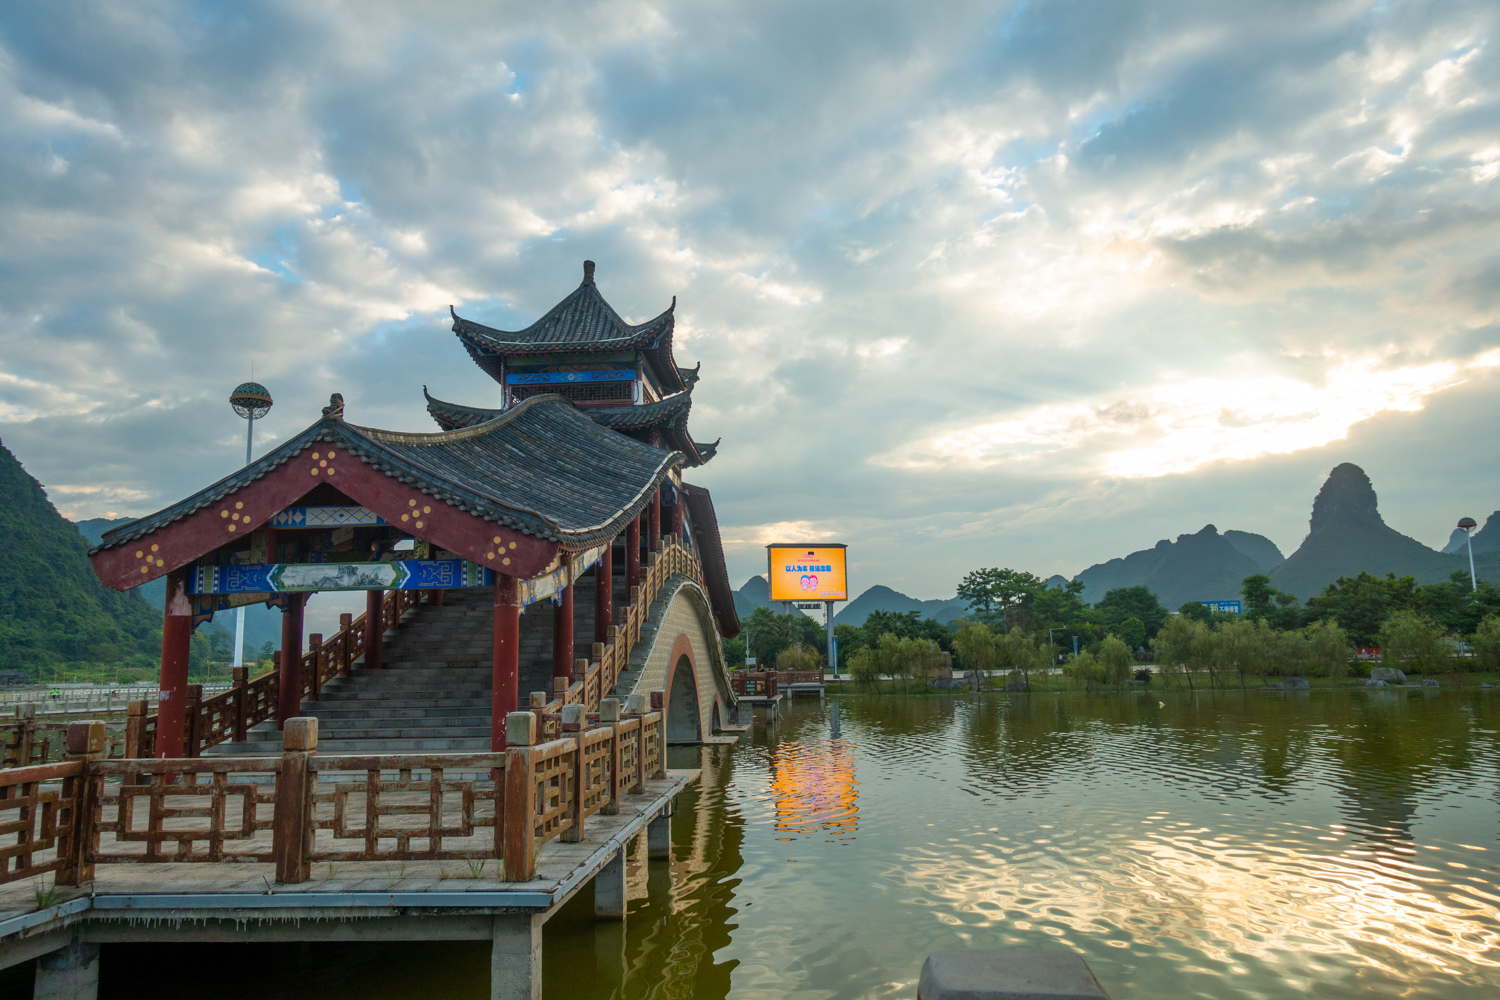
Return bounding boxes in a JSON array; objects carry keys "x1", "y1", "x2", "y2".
[
  {"x1": 1099, "y1": 635, "x2": 1133, "y2": 690},
  {"x1": 956, "y1": 568, "x2": 1046, "y2": 628},
  {"x1": 1303, "y1": 572, "x2": 1418, "y2": 646},
  {"x1": 1379, "y1": 610, "x2": 1450, "y2": 678},
  {"x1": 1302, "y1": 618, "x2": 1351, "y2": 681},
  {"x1": 1473, "y1": 615, "x2": 1500, "y2": 675},
  {"x1": 776, "y1": 643, "x2": 823, "y2": 673},
  {"x1": 953, "y1": 619, "x2": 997, "y2": 690},
  {"x1": 722, "y1": 635, "x2": 747, "y2": 668},
  {"x1": 1114, "y1": 616, "x2": 1147, "y2": 652},
  {"x1": 1066, "y1": 650, "x2": 1104, "y2": 691},
  {"x1": 1150, "y1": 615, "x2": 1196, "y2": 690},
  {"x1": 1241, "y1": 575, "x2": 1302, "y2": 630},
  {"x1": 848, "y1": 647, "x2": 881, "y2": 690},
  {"x1": 902, "y1": 638, "x2": 945, "y2": 688},
  {"x1": 1090, "y1": 586, "x2": 1169, "y2": 641}
]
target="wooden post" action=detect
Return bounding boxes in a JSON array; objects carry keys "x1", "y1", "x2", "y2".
[
  {"x1": 651, "y1": 690, "x2": 667, "y2": 778},
  {"x1": 502, "y1": 712, "x2": 536, "y2": 881},
  {"x1": 232, "y1": 667, "x2": 249, "y2": 742},
  {"x1": 625, "y1": 519, "x2": 641, "y2": 595},
  {"x1": 338, "y1": 613, "x2": 353, "y2": 677},
  {"x1": 553, "y1": 568, "x2": 574, "y2": 682},
  {"x1": 561, "y1": 705, "x2": 585, "y2": 843},
  {"x1": 274, "y1": 717, "x2": 317, "y2": 884},
  {"x1": 124, "y1": 700, "x2": 148, "y2": 760},
  {"x1": 492, "y1": 575, "x2": 520, "y2": 751},
  {"x1": 56, "y1": 721, "x2": 107, "y2": 886},
  {"x1": 670, "y1": 483, "x2": 684, "y2": 541},
  {"x1": 156, "y1": 569, "x2": 192, "y2": 760},
  {"x1": 649, "y1": 488, "x2": 661, "y2": 553},
  {"x1": 600, "y1": 698, "x2": 621, "y2": 816},
  {"x1": 430, "y1": 589, "x2": 444, "y2": 607},
  {"x1": 364, "y1": 589, "x2": 384, "y2": 671},
  {"x1": 594, "y1": 544, "x2": 613, "y2": 645},
  {"x1": 276, "y1": 594, "x2": 305, "y2": 728},
  {"x1": 308, "y1": 633, "x2": 324, "y2": 699},
  {"x1": 184, "y1": 684, "x2": 203, "y2": 758}
]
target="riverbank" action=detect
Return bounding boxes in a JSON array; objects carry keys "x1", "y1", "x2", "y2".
[{"x1": 823, "y1": 668, "x2": 1500, "y2": 695}]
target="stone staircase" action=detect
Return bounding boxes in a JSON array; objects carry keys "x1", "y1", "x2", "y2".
[{"x1": 209, "y1": 563, "x2": 623, "y2": 757}]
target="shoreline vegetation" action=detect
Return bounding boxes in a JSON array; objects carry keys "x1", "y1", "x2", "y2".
[
  {"x1": 734, "y1": 565, "x2": 1500, "y2": 697},
  {"x1": 818, "y1": 667, "x2": 1500, "y2": 697}
]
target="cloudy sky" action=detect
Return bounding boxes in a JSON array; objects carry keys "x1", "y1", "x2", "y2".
[{"x1": 3, "y1": 0, "x2": 1499, "y2": 604}]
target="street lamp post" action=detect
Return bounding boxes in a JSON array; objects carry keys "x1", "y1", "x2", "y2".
[
  {"x1": 1458, "y1": 516, "x2": 1479, "y2": 592},
  {"x1": 229, "y1": 382, "x2": 273, "y2": 670}
]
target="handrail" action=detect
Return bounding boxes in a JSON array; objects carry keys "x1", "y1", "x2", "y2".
[{"x1": 0, "y1": 701, "x2": 667, "y2": 888}]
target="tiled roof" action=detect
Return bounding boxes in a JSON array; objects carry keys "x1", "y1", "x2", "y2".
[
  {"x1": 682, "y1": 483, "x2": 740, "y2": 638},
  {"x1": 451, "y1": 280, "x2": 673, "y2": 355},
  {"x1": 423, "y1": 388, "x2": 717, "y2": 466},
  {"x1": 95, "y1": 396, "x2": 683, "y2": 552}
]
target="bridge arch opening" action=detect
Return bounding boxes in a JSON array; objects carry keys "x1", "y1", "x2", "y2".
[{"x1": 667, "y1": 653, "x2": 702, "y2": 744}]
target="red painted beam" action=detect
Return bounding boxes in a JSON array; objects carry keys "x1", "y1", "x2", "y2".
[
  {"x1": 90, "y1": 441, "x2": 557, "y2": 591},
  {"x1": 156, "y1": 570, "x2": 192, "y2": 759},
  {"x1": 492, "y1": 575, "x2": 520, "y2": 750}
]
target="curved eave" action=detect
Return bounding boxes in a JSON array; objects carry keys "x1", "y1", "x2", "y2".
[
  {"x1": 96, "y1": 396, "x2": 687, "y2": 555},
  {"x1": 451, "y1": 294, "x2": 676, "y2": 355}
]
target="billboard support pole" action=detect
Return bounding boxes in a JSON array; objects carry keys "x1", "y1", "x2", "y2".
[{"x1": 826, "y1": 601, "x2": 838, "y2": 679}]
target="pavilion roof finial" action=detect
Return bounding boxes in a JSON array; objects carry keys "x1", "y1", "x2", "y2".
[
  {"x1": 583, "y1": 260, "x2": 596, "y2": 285},
  {"x1": 322, "y1": 393, "x2": 345, "y2": 420}
]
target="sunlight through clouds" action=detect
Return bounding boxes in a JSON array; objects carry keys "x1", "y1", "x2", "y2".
[{"x1": 880, "y1": 358, "x2": 1470, "y2": 479}]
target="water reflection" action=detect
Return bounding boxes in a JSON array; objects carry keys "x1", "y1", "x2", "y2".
[{"x1": 768, "y1": 737, "x2": 858, "y2": 841}]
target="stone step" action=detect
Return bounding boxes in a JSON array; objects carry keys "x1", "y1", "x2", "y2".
[
  {"x1": 299, "y1": 706, "x2": 491, "y2": 720},
  {"x1": 240, "y1": 726, "x2": 491, "y2": 742}
]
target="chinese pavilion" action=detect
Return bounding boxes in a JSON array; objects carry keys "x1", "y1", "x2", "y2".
[{"x1": 89, "y1": 262, "x2": 740, "y2": 758}]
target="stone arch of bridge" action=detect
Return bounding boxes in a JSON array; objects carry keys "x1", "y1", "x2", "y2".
[{"x1": 664, "y1": 633, "x2": 703, "y2": 744}]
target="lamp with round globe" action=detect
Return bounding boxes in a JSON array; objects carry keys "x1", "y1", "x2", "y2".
[
  {"x1": 1457, "y1": 516, "x2": 1478, "y2": 592},
  {"x1": 229, "y1": 382, "x2": 273, "y2": 668}
]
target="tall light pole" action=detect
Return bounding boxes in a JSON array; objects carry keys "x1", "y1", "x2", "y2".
[
  {"x1": 229, "y1": 382, "x2": 273, "y2": 671},
  {"x1": 1458, "y1": 516, "x2": 1478, "y2": 592}
]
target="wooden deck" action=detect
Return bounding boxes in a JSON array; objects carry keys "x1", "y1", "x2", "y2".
[{"x1": 0, "y1": 769, "x2": 694, "y2": 933}]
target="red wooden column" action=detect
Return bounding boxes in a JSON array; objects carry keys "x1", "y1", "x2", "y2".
[
  {"x1": 669, "y1": 485, "x2": 684, "y2": 541},
  {"x1": 363, "y1": 589, "x2": 384, "y2": 671},
  {"x1": 553, "y1": 564, "x2": 574, "y2": 682},
  {"x1": 430, "y1": 589, "x2": 445, "y2": 608},
  {"x1": 492, "y1": 575, "x2": 520, "y2": 750},
  {"x1": 648, "y1": 488, "x2": 662, "y2": 552},
  {"x1": 625, "y1": 518, "x2": 641, "y2": 593},
  {"x1": 156, "y1": 569, "x2": 192, "y2": 759},
  {"x1": 276, "y1": 593, "x2": 306, "y2": 727},
  {"x1": 594, "y1": 544, "x2": 613, "y2": 645}
]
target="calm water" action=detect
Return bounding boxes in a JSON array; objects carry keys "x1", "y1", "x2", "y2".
[{"x1": 77, "y1": 690, "x2": 1500, "y2": 999}]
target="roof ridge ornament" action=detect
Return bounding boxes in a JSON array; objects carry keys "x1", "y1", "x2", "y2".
[
  {"x1": 583, "y1": 260, "x2": 596, "y2": 285},
  {"x1": 322, "y1": 393, "x2": 345, "y2": 420}
]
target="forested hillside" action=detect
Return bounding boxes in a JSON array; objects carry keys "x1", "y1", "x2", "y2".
[{"x1": 0, "y1": 441, "x2": 160, "y2": 674}]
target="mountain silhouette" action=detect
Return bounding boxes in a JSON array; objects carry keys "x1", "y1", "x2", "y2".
[
  {"x1": 1269, "y1": 464, "x2": 1496, "y2": 599},
  {"x1": 1074, "y1": 524, "x2": 1279, "y2": 608}
]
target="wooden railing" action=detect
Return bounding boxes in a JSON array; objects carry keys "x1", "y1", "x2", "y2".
[
  {"x1": 0, "y1": 699, "x2": 667, "y2": 888},
  {"x1": 543, "y1": 539, "x2": 705, "y2": 717},
  {"x1": 117, "y1": 589, "x2": 423, "y2": 762},
  {"x1": 731, "y1": 671, "x2": 779, "y2": 697}
]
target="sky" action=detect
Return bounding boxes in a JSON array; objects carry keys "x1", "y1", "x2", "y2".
[{"x1": 3, "y1": 0, "x2": 1499, "y2": 607}]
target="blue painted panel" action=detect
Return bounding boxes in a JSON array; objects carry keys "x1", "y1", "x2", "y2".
[{"x1": 506, "y1": 369, "x2": 633, "y2": 385}]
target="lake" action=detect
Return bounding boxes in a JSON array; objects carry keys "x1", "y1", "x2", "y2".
[{"x1": 80, "y1": 688, "x2": 1500, "y2": 999}]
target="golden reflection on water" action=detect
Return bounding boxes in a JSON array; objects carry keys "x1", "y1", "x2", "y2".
[{"x1": 768, "y1": 738, "x2": 859, "y2": 840}]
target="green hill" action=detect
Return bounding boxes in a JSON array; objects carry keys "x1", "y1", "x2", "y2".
[
  {"x1": 1074, "y1": 524, "x2": 1280, "y2": 608},
  {"x1": 833, "y1": 585, "x2": 968, "y2": 627},
  {"x1": 0, "y1": 440, "x2": 161, "y2": 674},
  {"x1": 1270, "y1": 463, "x2": 1498, "y2": 600}
]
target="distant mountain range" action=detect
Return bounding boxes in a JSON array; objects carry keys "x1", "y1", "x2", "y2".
[
  {"x1": 730, "y1": 575, "x2": 967, "y2": 628},
  {"x1": 1268, "y1": 463, "x2": 1499, "y2": 601},
  {"x1": 1074, "y1": 525, "x2": 1284, "y2": 607}
]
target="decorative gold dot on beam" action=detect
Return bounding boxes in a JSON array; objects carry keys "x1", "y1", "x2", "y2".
[
  {"x1": 319, "y1": 460, "x2": 327, "y2": 468},
  {"x1": 156, "y1": 559, "x2": 165, "y2": 566},
  {"x1": 235, "y1": 501, "x2": 243, "y2": 510},
  {"x1": 327, "y1": 468, "x2": 335, "y2": 476},
  {"x1": 502, "y1": 557, "x2": 511, "y2": 566},
  {"x1": 486, "y1": 552, "x2": 494, "y2": 560},
  {"x1": 415, "y1": 521, "x2": 424, "y2": 529},
  {"x1": 508, "y1": 542, "x2": 516, "y2": 550},
  {"x1": 151, "y1": 544, "x2": 159, "y2": 552},
  {"x1": 221, "y1": 511, "x2": 229, "y2": 519},
  {"x1": 228, "y1": 525, "x2": 237, "y2": 533},
  {"x1": 401, "y1": 514, "x2": 409, "y2": 522},
  {"x1": 422, "y1": 506, "x2": 431, "y2": 514},
  {"x1": 135, "y1": 550, "x2": 143, "y2": 558},
  {"x1": 311, "y1": 468, "x2": 320, "y2": 475},
  {"x1": 140, "y1": 566, "x2": 149, "y2": 574},
  {"x1": 408, "y1": 499, "x2": 417, "y2": 507},
  {"x1": 492, "y1": 536, "x2": 501, "y2": 544},
  {"x1": 312, "y1": 452, "x2": 320, "y2": 460}
]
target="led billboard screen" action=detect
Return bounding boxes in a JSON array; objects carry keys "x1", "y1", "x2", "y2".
[{"x1": 767, "y1": 544, "x2": 848, "y2": 602}]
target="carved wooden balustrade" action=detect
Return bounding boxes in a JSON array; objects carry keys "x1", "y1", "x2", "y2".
[{"x1": 0, "y1": 698, "x2": 666, "y2": 889}]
